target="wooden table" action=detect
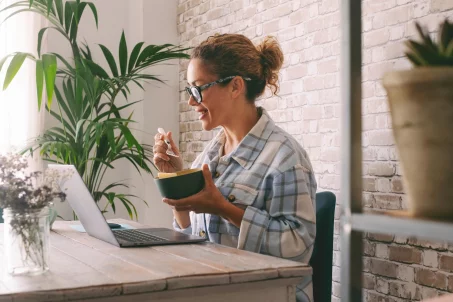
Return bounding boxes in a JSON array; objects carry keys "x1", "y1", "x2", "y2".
[{"x1": 0, "y1": 219, "x2": 311, "y2": 302}]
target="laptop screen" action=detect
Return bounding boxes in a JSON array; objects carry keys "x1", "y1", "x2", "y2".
[{"x1": 47, "y1": 164, "x2": 119, "y2": 246}]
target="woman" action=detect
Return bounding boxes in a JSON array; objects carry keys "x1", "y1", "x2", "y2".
[{"x1": 153, "y1": 34, "x2": 317, "y2": 302}]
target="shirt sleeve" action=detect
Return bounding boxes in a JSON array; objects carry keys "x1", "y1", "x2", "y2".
[
  {"x1": 173, "y1": 217, "x2": 193, "y2": 235},
  {"x1": 237, "y1": 164, "x2": 316, "y2": 263}
]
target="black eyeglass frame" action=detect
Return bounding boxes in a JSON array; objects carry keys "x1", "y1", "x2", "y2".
[{"x1": 185, "y1": 75, "x2": 252, "y2": 104}]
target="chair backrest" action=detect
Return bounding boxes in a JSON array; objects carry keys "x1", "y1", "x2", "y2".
[{"x1": 310, "y1": 191, "x2": 336, "y2": 302}]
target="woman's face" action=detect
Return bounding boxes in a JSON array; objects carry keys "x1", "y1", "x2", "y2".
[{"x1": 186, "y1": 59, "x2": 233, "y2": 131}]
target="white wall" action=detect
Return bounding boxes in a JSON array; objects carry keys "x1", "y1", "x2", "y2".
[{"x1": 48, "y1": 0, "x2": 179, "y2": 228}]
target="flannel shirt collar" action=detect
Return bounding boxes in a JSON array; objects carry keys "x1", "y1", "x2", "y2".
[{"x1": 207, "y1": 107, "x2": 275, "y2": 170}]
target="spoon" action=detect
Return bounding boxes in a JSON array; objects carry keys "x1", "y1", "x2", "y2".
[{"x1": 157, "y1": 128, "x2": 179, "y2": 157}]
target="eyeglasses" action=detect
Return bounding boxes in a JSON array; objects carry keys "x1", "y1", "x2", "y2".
[{"x1": 185, "y1": 75, "x2": 252, "y2": 104}]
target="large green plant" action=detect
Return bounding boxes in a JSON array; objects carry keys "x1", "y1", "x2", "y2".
[{"x1": 0, "y1": 0, "x2": 189, "y2": 219}]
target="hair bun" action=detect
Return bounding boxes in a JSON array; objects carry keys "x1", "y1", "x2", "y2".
[{"x1": 256, "y1": 36, "x2": 284, "y2": 95}]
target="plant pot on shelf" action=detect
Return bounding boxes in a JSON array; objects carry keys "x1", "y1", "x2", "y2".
[{"x1": 382, "y1": 67, "x2": 453, "y2": 219}]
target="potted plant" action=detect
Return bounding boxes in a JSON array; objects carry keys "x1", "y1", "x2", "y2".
[
  {"x1": 382, "y1": 20, "x2": 453, "y2": 219},
  {"x1": 0, "y1": 0, "x2": 189, "y2": 220},
  {"x1": 0, "y1": 153, "x2": 67, "y2": 275}
]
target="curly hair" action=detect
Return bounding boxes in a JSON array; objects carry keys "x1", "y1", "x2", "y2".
[{"x1": 191, "y1": 34, "x2": 284, "y2": 102}]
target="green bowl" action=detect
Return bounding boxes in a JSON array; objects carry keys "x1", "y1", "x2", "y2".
[{"x1": 154, "y1": 169, "x2": 205, "y2": 199}]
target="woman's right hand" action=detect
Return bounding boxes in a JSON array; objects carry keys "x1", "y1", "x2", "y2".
[{"x1": 153, "y1": 131, "x2": 183, "y2": 173}]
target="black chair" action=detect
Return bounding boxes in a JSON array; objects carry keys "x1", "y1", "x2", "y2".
[{"x1": 309, "y1": 191, "x2": 336, "y2": 302}]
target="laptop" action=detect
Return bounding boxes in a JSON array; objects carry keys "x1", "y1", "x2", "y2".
[{"x1": 48, "y1": 164, "x2": 207, "y2": 247}]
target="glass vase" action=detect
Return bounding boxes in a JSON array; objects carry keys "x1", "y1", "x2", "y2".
[{"x1": 2, "y1": 206, "x2": 50, "y2": 276}]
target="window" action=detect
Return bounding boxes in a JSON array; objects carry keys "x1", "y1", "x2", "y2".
[{"x1": 0, "y1": 1, "x2": 44, "y2": 154}]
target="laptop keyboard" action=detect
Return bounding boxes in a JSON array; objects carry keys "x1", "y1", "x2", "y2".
[{"x1": 113, "y1": 229, "x2": 168, "y2": 243}]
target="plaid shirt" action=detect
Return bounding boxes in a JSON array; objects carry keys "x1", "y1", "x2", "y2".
[{"x1": 174, "y1": 107, "x2": 317, "y2": 302}]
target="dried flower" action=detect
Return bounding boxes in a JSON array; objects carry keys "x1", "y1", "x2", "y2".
[{"x1": 0, "y1": 153, "x2": 66, "y2": 212}]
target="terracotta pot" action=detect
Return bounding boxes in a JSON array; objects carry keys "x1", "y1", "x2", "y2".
[{"x1": 382, "y1": 67, "x2": 453, "y2": 219}]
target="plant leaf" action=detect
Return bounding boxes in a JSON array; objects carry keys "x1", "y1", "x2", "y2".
[
  {"x1": 86, "y1": 2, "x2": 98, "y2": 28},
  {"x1": 0, "y1": 56, "x2": 9, "y2": 74},
  {"x1": 64, "y1": 1, "x2": 73, "y2": 33},
  {"x1": 99, "y1": 44, "x2": 118, "y2": 77},
  {"x1": 51, "y1": 52, "x2": 74, "y2": 73},
  {"x1": 36, "y1": 60, "x2": 44, "y2": 110},
  {"x1": 3, "y1": 53, "x2": 27, "y2": 90},
  {"x1": 414, "y1": 21, "x2": 437, "y2": 52},
  {"x1": 83, "y1": 59, "x2": 109, "y2": 78},
  {"x1": 42, "y1": 53, "x2": 57, "y2": 107},
  {"x1": 128, "y1": 42, "x2": 144, "y2": 73},
  {"x1": 119, "y1": 30, "x2": 128, "y2": 76},
  {"x1": 46, "y1": 107, "x2": 76, "y2": 135},
  {"x1": 106, "y1": 123, "x2": 116, "y2": 153},
  {"x1": 54, "y1": 0, "x2": 64, "y2": 25},
  {"x1": 438, "y1": 20, "x2": 453, "y2": 55},
  {"x1": 46, "y1": 0, "x2": 53, "y2": 16},
  {"x1": 75, "y1": 119, "x2": 86, "y2": 141},
  {"x1": 405, "y1": 52, "x2": 422, "y2": 66},
  {"x1": 37, "y1": 27, "x2": 52, "y2": 57}
]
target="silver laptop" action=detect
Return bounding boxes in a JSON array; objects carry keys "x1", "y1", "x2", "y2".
[{"x1": 48, "y1": 164, "x2": 206, "y2": 247}]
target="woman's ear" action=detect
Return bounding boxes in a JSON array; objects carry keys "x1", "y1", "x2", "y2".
[{"x1": 231, "y1": 76, "x2": 245, "y2": 99}]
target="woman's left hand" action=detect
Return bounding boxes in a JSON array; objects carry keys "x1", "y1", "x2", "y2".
[{"x1": 163, "y1": 164, "x2": 228, "y2": 215}]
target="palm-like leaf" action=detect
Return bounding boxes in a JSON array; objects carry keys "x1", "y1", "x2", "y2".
[{"x1": 2, "y1": 0, "x2": 190, "y2": 220}]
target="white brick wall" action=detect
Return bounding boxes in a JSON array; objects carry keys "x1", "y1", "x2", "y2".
[{"x1": 177, "y1": 0, "x2": 453, "y2": 300}]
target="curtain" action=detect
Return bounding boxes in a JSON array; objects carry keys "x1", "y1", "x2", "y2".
[{"x1": 0, "y1": 0, "x2": 46, "y2": 164}]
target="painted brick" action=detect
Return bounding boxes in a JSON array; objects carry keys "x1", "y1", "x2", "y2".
[
  {"x1": 389, "y1": 246, "x2": 422, "y2": 264},
  {"x1": 439, "y1": 254, "x2": 453, "y2": 272},
  {"x1": 367, "y1": 291, "x2": 390, "y2": 302},
  {"x1": 364, "y1": 241, "x2": 377, "y2": 257},
  {"x1": 391, "y1": 178, "x2": 404, "y2": 193},
  {"x1": 262, "y1": 19, "x2": 280, "y2": 33},
  {"x1": 376, "y1": 243, "x2": 390, "y2": 259},
  {"x1": 370, "y1": 259, "x2": 398, "y2": 278},
  {"x1": 318, "y1": 0, "x2": 338, "y2": 14},
  {"x1": 376, "y1": 178, "x2": 391, "y2": 193},
  {"x1": 368, "y1": 233, "x2": 395, "y2": 243},
  {"x1": 397, "y1": 265, "x2": 415, "y2": 282},
  {"x1": 377, "y1": 277, "x2": 390, "y2": 294},
  {"x1": 364, "y1": 29, "x2": 390, "y2": 47},
  {"x1": 364, "y1": 0, "x2": 397, "y2": 14},
  {"x1": 364, "y1": 273, "x2": 377, "y2": 290},
  {"x1": 408, "y1": 238, "x2": 448, "y2": 251},
  {"x1": 363, "y1": 257, "x2": 372, "y2": 273},
  {"x1": 449, "y1": 276, "x2": 453, "y2": 292},
  {"x1": 415, "y1": 268, "x2": 447, "y2": 290},
  {"x1": 431, "y1": 0, "x2": 453, "y2": 12},
  {"x1": 285, "y1": 65, "x2": 308, "y2": 80},
  {"x1": 389, "y1": 25, "x2": 405, "y2": 40},
  {"x1": 366, "y1": 130, "x2": 395, "y2": 146},
  {"x1": 373, "y1": 194, "x2": 401, "y2": 210},
  {"x1": 364, "y1": 178, "x2": 377, "y2": 192},
  {"x1": 388, "y1": 281, "x2": 419, "y2": 299},
  {"x1": 424, "y1": 250, "x2": 439, "y2": 268}
]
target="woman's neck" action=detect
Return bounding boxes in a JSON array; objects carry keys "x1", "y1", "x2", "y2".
[{"x1": 222, "y1": 105, "x2": 260, "y2": 155}]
